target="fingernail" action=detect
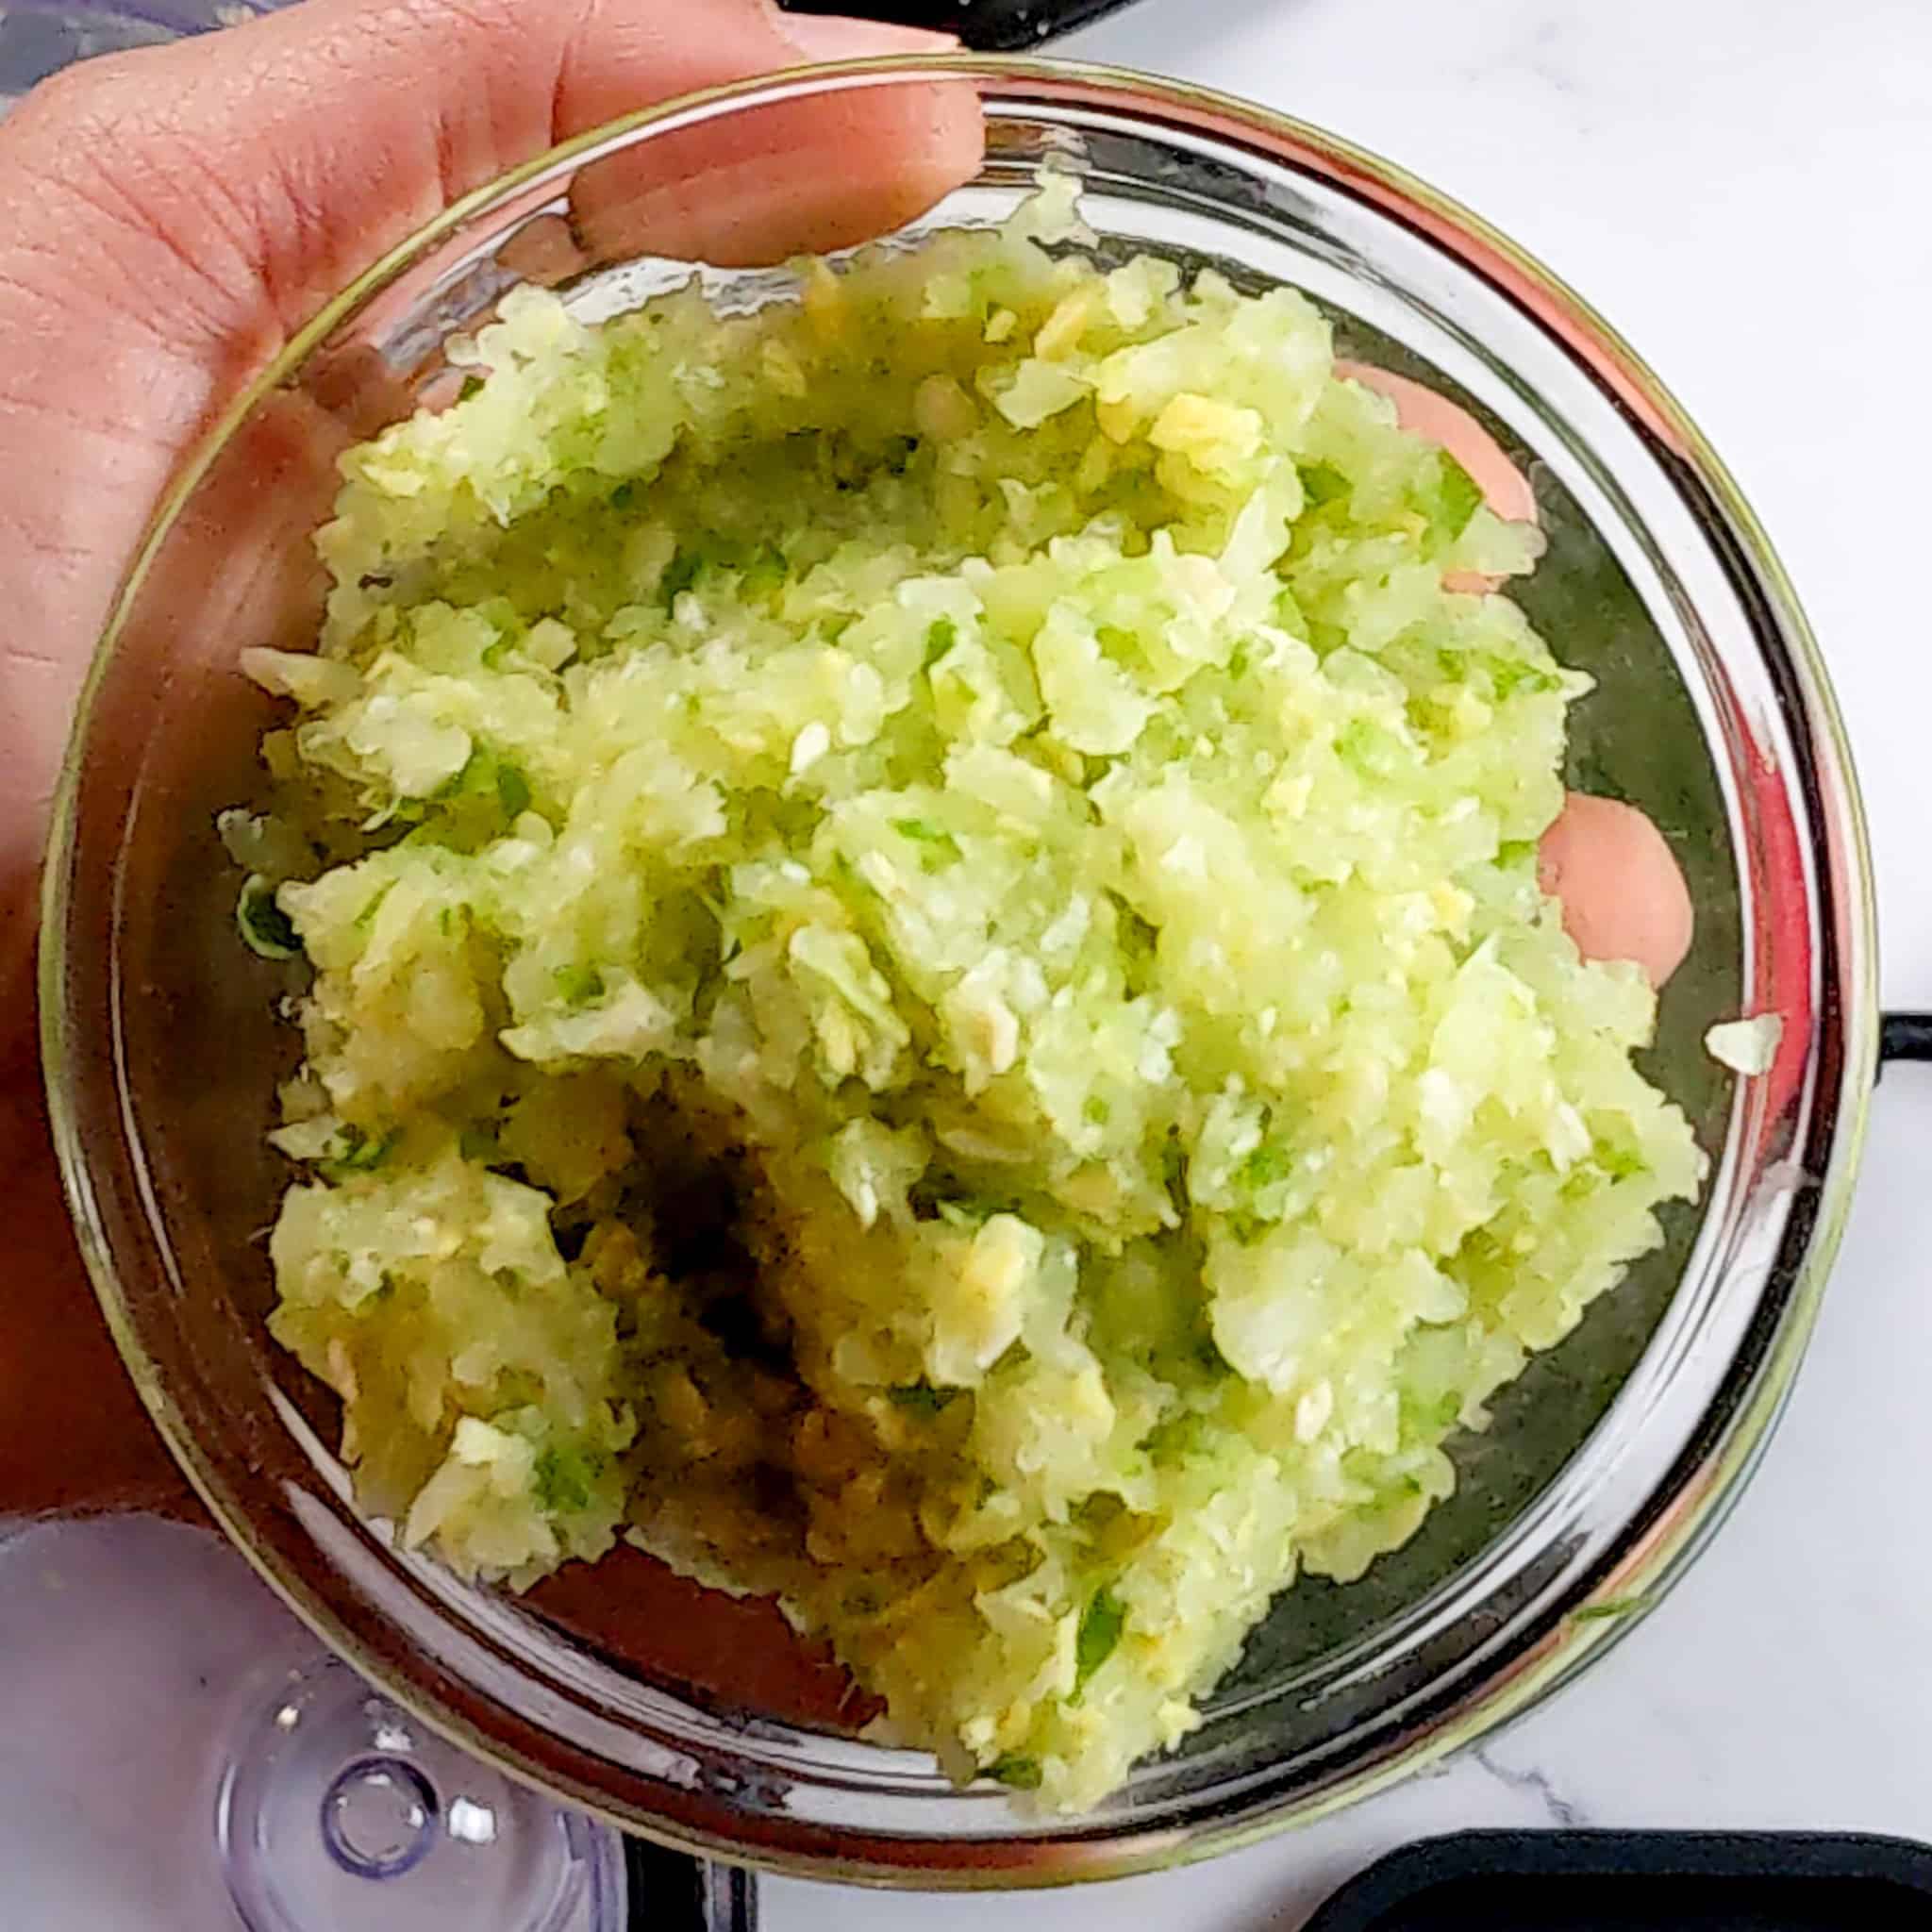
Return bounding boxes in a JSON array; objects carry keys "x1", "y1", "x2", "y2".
[{"x1": 777, "y1": 11, "x2": 960, "y2": 61}]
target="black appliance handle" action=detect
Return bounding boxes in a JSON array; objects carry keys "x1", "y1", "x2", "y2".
[
  {"x1": 1302, "y1": 1828, "x2": 1932, "y2": 1927},
  {"x1": 1881, "y1": 1010, "x2": 1932, "y2": 1071},
  {"x1": 777, "y1": 0, "x2": 1141, "y2": 51},
  {"x1": 624, "y1": 1832, "x2": 759, "y2": 1932}
]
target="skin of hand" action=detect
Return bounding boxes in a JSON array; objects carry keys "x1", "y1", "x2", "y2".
[{"x1": 0, "y1": 0, "x2": 966, "y2": 1522}]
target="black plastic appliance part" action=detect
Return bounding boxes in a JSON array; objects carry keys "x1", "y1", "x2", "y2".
[
  {"x1": 778, "y1": 0, "x2": 1146, "y2": 52},
  {"x1": 1301, "y1": 1830, "x2": 1932, "y2": 1931}
]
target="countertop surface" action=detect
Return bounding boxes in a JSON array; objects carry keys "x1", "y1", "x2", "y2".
[
  {"x1": 7, "y1": 0, "x2": 1932, "y2": 1927},
  {"x1": 780, "y1": 0, "x2": 1932, "y2": 1922}
]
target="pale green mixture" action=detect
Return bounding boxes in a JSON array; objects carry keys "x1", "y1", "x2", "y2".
[{"x1": 228, "y1": 180, "x2": 1704, "y2": 1810}]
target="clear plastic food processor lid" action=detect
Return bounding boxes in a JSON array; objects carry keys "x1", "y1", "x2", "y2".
[{"x1": 0, "y1": 1513, "x2": 649, "y2": 1931}]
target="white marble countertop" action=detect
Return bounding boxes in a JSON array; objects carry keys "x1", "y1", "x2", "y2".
[
  {"x1": 8, "y1": 0, "x2": 1932, "y2": 1926},
  {"x1": 774, "y1": 0, "x2": 1932, "y2": 1922}
]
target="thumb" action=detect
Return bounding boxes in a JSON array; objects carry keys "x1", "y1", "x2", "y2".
[
  {"x1": 0, "y1": 0, "x2": 972, "y2": 1003},
  {"x1": 4, "y1": 0, "x2": 961, "y2": 368}
]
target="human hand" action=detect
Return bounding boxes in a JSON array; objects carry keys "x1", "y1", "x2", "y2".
[
  {"x1": 0, "y1": 0, "x2": 967, "y2": 1520},
  {"x1": 0, "y1": 0, "x2": 1694, "y2": 1527}
]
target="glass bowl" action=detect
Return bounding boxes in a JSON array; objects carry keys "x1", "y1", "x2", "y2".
[{"x1": 42, "y1": 57, "x2": 1875, "y2": 1886}]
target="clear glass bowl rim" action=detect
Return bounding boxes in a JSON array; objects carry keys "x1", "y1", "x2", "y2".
[{"x1": 40, "y1": 53, "x2": 1879, "y2": 1888}]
